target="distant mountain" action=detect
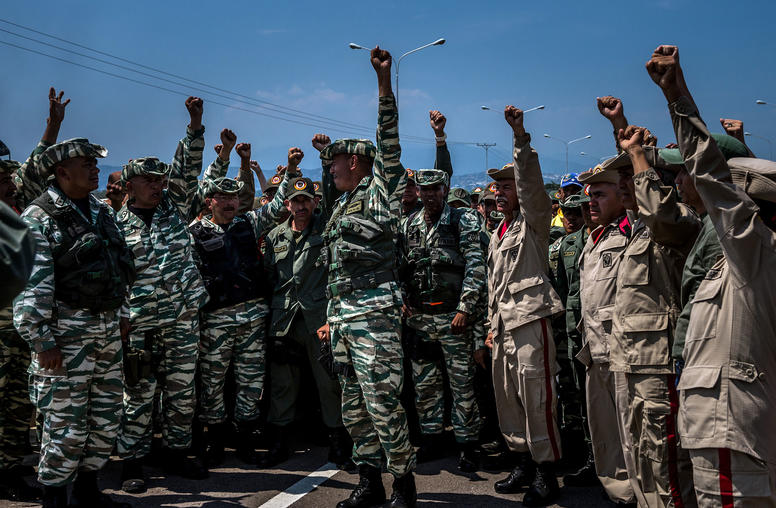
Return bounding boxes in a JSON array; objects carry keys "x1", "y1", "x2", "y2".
[{"x1": 450, "y1": 171, "x2": 564, "y2": 190}]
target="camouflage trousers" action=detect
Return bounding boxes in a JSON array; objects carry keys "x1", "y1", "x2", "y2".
[
  {"x1": 268, "y1": 314, "x2": 343, "y2": 428},
  {"x1": 29, "y1": 309, "x2": 123, "y2": 486},
  {"x1": 0, "y1": 330, "x2": 33, "y2": 470},
  {"x1": 117, "y1": 309, "x2": 199, "y2": 458},
  {"x1": 407, "y1": 312, "x2": 481, "y2": 443},
  {"x1": 331, "y1": 306, "x2": 415, "y2": 477},
  {"x1": 199, "y1": 299, "x2": 266, "y2": 424}
]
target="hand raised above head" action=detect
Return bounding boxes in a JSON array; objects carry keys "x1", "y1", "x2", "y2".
[
  {"x1": 504, "y1": 105, "x2": 525, "y2": 136},
  {"x1": 312, "y1": 133, "x2": 331, "y2": 152}
]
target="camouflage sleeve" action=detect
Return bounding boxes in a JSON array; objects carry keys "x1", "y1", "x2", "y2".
[
  {"x1": 167, "y1": 126, "x2": 205, "y2": 220},
  {"x1": 235, "y1": 163, "x2": 255, "y2": 214},
  {"x1": 434, "y1": 143, "x2": 453, "y2": 178},
  {"x1": 12, "y1": 206, "x2": 58, "y2": 353},
  {"x1": 513, "y1": 133, "x2": 552, "y2": 240},
  {"x1": 319, "y1": 159, "x2": 337, "y2": 221},
  {"x1": 0, "y1": 201, "x2": 35, "y2": 308},
  {"x1": 369, "y1": 94, "x2": 407, "y2": 227},
  {"x1": 15, "y1": 141, "x2": 53, "y2": 209},
  {"x1": 246, "y1": 171, "x2": 291, "y2": 237},
  {"x1": 457, "y1": 209, "x2": 487, "y2": 315},
  {"x1": 188, "y1": 155, "x2": 229, "y2": 222}
]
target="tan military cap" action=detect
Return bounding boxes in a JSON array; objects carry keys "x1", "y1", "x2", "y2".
[
  {"x1": 728, "y1": 157, "x2": 776, "y2": 203},
  {"x1": 487, "y1": 163, "x2": 514, "y2": 181}
]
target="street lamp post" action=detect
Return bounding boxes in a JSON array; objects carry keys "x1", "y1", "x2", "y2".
[
  {"x1": 745, "y1": 131, "x2": 774, "y2": 159},
  {"x1": 756, "y1": 99, "x2": 776, "y2": 108},
  {"x1": 349, "y1": 38, "x2": 445, "y2": 106},
  {"x1": 480, "y1": 105, "x2": 545, "y2": 114},
  {"x1": 543, "y1": 134, "x2": 592, "y2": 172}
]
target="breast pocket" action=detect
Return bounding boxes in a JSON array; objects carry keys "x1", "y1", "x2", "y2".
[
  {"x1": 620, "y1": 236, "x2": 650, "y2": 286},
  {"x1": 687, "y1": 275, "x2": 723, "y2": 343}
]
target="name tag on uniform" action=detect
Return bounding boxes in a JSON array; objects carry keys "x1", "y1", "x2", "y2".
[
  {"x1": 563, "y1": 250, "x2": 575, "y2": 257},
  {"x1": 345, "y1": 201, "x2": 363, "y2": 214},
  {"x1": 274, "y1": 245, "x2": 288, "y2": 253}
]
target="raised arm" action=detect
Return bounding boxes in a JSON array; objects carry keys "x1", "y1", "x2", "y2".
[
  {"x1": 167, "y1": 96, "x2": 205, "y2": 219},
  {"x1": 597, "y1": 96, "x2": 629, "y2": 153},
  {"x1": 430, "y1": 110, "x2": 453, "y2": 177},
  {"x1": 188, "y1": 129, "x2": 235, "y2": 221},
  {"x1": 246, "y1": 146, "x2": 297, "y2": 236},
  {"x1": 234, "y1": 142, "x2": 257, "y2": 214},
  {"x1": 313, "y1": 133, "x2": 337, "y2": 221},
  {"x1": 504, "y1": 105, "x2": 552, "y2": 236},
  {"x1": 456, "y1": 209, "x2": 487, "y2": 316}
]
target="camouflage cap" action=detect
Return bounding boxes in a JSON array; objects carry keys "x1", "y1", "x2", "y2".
[
  {"x1": 205, "y1": 177, "x2": 243, "y2": 197},
  {"x1": 313, "y1": 180, "x2": 323, "y2": 197},
  {"x1": 560, "y1": 192, "x2": 590, "y2": 210},
  {"x1": 122, "y1": 157, "x2": 170, "y2": 182},
  {"x1": 40, "y1": 138, "x2": 108, "y2": 172},
  {"x1": 447, "y1": 187, "x2": 471, "y2": 207},
  {"x1": 547, "y1": 189, "x2": 561, "y2": 202},
  {"x1": 287, "y1": 177, "x2": 315, "y2": 200},
  {"x1": 0, "y1": 159, "x2": 21, "y2": 175},
  {"x1": 578, "y1": 164, "x2": 620, "y2": 185},
  {"x1": 265, "y1": 173, "x2": 284, "y2": 192},
  {"x1": 415, "y1": 168, "x2": 449, "y2": 187},
  {"x1": 320, "y1": 138, "x2": 377, "y2": 161},
  {"x1": 487, "y1": 163, "x2": 515, "y2": 181}
]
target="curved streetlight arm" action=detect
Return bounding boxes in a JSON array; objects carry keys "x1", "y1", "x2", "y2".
[
  {"x1": 569, "y1": 135, "x2": 592, "y2": 145},
  {"x1": 394, "y1": 38, "x2": 445, "y2": 106}
]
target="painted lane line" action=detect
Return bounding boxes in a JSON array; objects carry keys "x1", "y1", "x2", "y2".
[{"x1": 259, "y1": 462, "x2": 340, "y2": 508}]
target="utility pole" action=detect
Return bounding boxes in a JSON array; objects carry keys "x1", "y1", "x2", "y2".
[{"x1": 476, "y1": 142, "x2": 496, "y2": 171}]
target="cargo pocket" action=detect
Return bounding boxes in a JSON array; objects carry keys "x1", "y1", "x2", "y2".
[
  {"x1": 639, "y1": 404, "x2": 669, "y2": 462},
  {"x1": 620, "y1": 237, "x2": 650, "y2": 286},
  {"x1": 692, "y1": 450, "x2": 772, "y2": 498},
  {"x1": 677, "y1": 366, "x2": 720, "y2": 439},
  {"x1": 622, "y1": 312, "x2": 669, "y2": 366}
]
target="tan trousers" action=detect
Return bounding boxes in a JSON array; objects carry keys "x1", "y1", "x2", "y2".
[
  {"x1": 492, "y1": 317, "x2": 562, "y2": 464},
  {"x1": 586, "y1": 361, "x2": 635, "y2": 504},
  {"x1": 613, "y1": 371, "x2": 697, "y2": 508},
  {"x1": 689, "y1": 448, "x2": 776, "y2": 508}
]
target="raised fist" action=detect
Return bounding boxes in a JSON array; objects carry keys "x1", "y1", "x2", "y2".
[
  {"x1": 597, "y1": 96, "x2": 624, "y2": 121},
  {"x1": 249, "y1": 160, "x2": 261, "y2": 173},
  {"x1": 276, "y1": 164, "x2": 287, "y2": 174},
  {"x1": 48, "y1": 87, "x2": 70, "y2": 125},
  {"x1": 220, "y1": 128, "x2": 237, "y2": 150},
  {"x1": 235, "y1": 142, "x2": 251, "y2": 160},
  {"x1": 371, "y1": 46, "x2": 392, "y2": 74},
  {"x1": 185, "y1": 96, "x2": 203, "y2": 117},
  {"x1": 643, "y1": 128, "x2": 657, "y2": 147},
  {"x1": 429, "y1": 110, "x2": 446, "y2": 135},
  {"x1": 504, "y1": 105, "x2": 525, "y2": 135},
  {"x1": 618, "y1": 125, "x2": 648, "y2": 153},
  {"x1": 646, "y1": 45, "x2": 680, "y2": 91},
  {"x1": 213, "y1": 144, "x2": 223, "y2": 155},
  {"x1": 288, "y1": 147, "x2": 304, "y2": 167},
  {"x1": 311, "y1": 133, "x2": 331, "y2": 152},
  {"x1": 720, "y1": 118, "x2": 745, "y2": 142}
]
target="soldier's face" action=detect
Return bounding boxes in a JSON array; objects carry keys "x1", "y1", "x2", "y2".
[
  {"x1": 617, "y1": 167, "x2": 637, "y2": 211},
  {"x1": 561, "y1": 207, "x2": 584, "y2": 233},
  {"x1": 286, "y1": 195, "x2": 316, "y2": 223},
  {"x1": 478, "y1": 198, "x2": 495, "y2": 219},
  {"x1": 494, "y1": 179, "x2": 518, "y2": 214},
  {"x1": 127, "y1": 174, "x2": 164, "y2": 208},
  {"x1": 0, "y1": 172, "x2": 17, "y2": 208},
  {"x1": 106, "y1": 173, "x2": 125, "y2": 201},
  {"x1": 402, "y1": 180, "x2": 418, "y2": 208},
  {"x1": 419, "y1": 183, "x2": 446, "y2": 215},
  {"x1": 588, "y1": 183, "x2": 624, "y2": 226},
  {"x1": 209, "y1": 192, "x2": 239, "y2": 223},
  {"x1": 56, "y1": 156, "x2": 99, "y2": 196},
  {"x1": 674, "y1": 168, "x2": 703, "y2": 212},
  {"x1": 330, "y1": 154, "x2": 357, "y2": 192}
]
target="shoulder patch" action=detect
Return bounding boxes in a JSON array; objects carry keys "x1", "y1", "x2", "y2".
[{"x1": 345, "y1": 201, "x2": 363, "y2": 214}]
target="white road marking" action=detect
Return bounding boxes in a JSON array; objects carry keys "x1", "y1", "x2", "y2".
[{"x1": 258, "y1": 462, "x2": 340, "y2": 508}]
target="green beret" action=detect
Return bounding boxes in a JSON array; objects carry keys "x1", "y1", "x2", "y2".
[
  {"x1": 205, "y1": 177, "x2": 243, "y2": 197},
  {"x1": 415, "y1": 168, "x2": 448, "y2": 187},
  {"x1": 320, "y1": 139, "x2": 377, "y2": 161},
  {"x1": 560, "y1": 192, "x2": 590, "y2": 210},
  {"x1": 0, "y1": 160, "x2": 21, "y2": 175},
  {"x1": 122, "y1": 157, "x2": 169, "y2": 182},
  {"x1": 40, "y1": 138, "x2": 107, "y2": 172},
  {"x1": 447, "y1": 187, "x2": 471, "y2": 207},
  {"x1": 287, "y1": 177, "x2": 315, "y2": 200}
]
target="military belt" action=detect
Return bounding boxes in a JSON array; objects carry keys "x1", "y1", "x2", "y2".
[{"x1": 325, "y1": 269, "x2": 398, "y2": 298}]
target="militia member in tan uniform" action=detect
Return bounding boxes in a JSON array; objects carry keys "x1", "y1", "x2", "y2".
[
  {"x1": 487, "y1": 106, "x2": 564, "y2": 506},
  {"x1": 649, "y1": 43, "x2": 776, "y2": 507}
]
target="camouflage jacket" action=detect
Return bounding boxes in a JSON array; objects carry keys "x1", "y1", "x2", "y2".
[
  {"x1": 13, "y1": 187, "x2": 128, "y2": 353},
  {"x1": 117, "y1": 126, "x2": 208, "y2": 340},
  {"x1": 321, "y1": 95, "x2": 407, "y2": 322},
  {"x1": 14, "y1": 141, "x2": 52, "y2": 210}
]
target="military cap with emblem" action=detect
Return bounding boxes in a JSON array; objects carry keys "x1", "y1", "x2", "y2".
[
  {"x1": 205, "y1": 177, "x2": 243, "y2": 197},
  {"x1": 559, "y1": 192, "x2": 590, "y2": 210},
  {"x1": 578, "y1": 163, "x2": 620, "y2": 185},
  {"x1": 406, "y1": 168, "x2": 417, "y2": 184},
  {"x1": 265, "y1": 173, "x2": 284, "y2": 192},
  {"x1": 471, "y1": 186, "x2": 483, "y2": 198},
  {"x1": 121, "y1": 157, "x2": 170, "y2": 182},
  {"x1": 481, "y1": 182, "x2": 497, "y2": 202},
  {"x1": 0, "y1": 159, "x2": 21, "y2": 175},
  {"x1": 312, "y1": 180, "x2": 323, "y2": 197},
  {"x1": 415, "y1": 168, "x2": 449, "y2": 187},
  {"x1": 287, "y1": 177, "x2": 315, "y2": 200},
  {"x1": 447, "y1": 187, "x2": 471, "y2": 207},
  {"x1": 319, "y1": 138, "x2": 377, "y2": 161},
  {"x1": 547, "y1": 189, "x2": 561, "y2": 202},
  {"x1": 560, "y1": 172, "x2": 581, "y2": 189},
  {"x1": 487, "y1": 163, "x2": 515, "y2": 181},
  {"x1": 40, "y1": 137, "x2": 108, "y2": 173}
]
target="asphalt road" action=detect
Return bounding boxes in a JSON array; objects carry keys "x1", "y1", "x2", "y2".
[{"x1": 3, "y1": 443, "x2": 612, "y2": 508}]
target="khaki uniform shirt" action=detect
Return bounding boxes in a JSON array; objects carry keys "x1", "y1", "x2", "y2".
[
  {"x1": 671, "y1": 96, "x2": 776, "y2": 464},
  {"x1": 609, "y1": 168, "x2": 700, "y2": 374},
  {"x1": 487, "y1": 133, "x2": 563, "y2": 336}
]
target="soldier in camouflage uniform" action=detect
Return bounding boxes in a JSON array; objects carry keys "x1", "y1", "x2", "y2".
[
  {"x1": 193, "y1": 142, "x2": 293, "y2": 467},
  {"x1": 0, "y1": 159, "x2": 40, "y2": 502},
  {"x1": 400, "y1": 168, "x2": 485, "y2": 472},
  {"x1": 116, "y1": 97, "x2": 211, "y2": 491},
  {"x1": 315, "y1": 48, "x2": 416, "y2": 508},
  {"x1": 13, "y1": 137, "x2": 135, "y2": 508},
  {"x1": 447, "y1": 187, "x2": 471, "y2": 208}
]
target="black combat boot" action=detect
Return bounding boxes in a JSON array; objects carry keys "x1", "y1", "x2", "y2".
[
  {"x1": 389, "y1": 471, "x2": 417, "y2": 508},
  {"x1": 415, "y1": 432, "x2": 444, "y2": 463},
  {"x1": 336, "y1": 464, "x2": 386, "y2": 508},
  {"x1": 256, "y1": 424, "x2": 290, "y2": 468},
  {"x1": 457, "y1": 441, "x2": 479, "y2": 473},
  {"x1": 235, "y1": 421, "x2": 259, "y2": 464},
  {"x1": 120, "y1": 457, "x2": 146, "y2": 493},
  {"x1": 328, "y1": 426, "x2": 356, "y2": 472},
  {"x1": 522, "y1": 462, "x2": 560, "y2": 507},
  {"x1": 0, "y1": 467, "x2": 41, "y2": 501},
  {"x1": 163, "y1": 448, "x2": 208, "y2": 480},
  {"x1": 41, "y1": 485, "x2": 68, "y2": 508},
  {"x1": 493, "y1": 452, "x2": 535, "y2": 493},
  {"x1": 563, "y1": 448, "x2": 599, "y2": 487},
  {"x1": 70, "y1": 470, "x2": 131, "y2": 508},
  {"x1": 205, "y1": 422, "x2": 227, "y2": 466}
]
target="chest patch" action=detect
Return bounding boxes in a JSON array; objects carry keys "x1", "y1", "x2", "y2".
[
  {"x1": 563, "y1": 250, "x2": 576, "y2": 257},
  {"x1": 274, "y1": 245, "x2": 288, "y2": 253},
  {"x1": 345, "y1": 201, "x2": 363, "y2": 214},
  {"x1": 602, "y1": 252, "x2": 613, "y2": 268}
]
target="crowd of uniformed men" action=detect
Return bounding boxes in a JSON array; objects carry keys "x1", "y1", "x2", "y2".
[{"x1": 0, "y1": 44, "x2": 775, "y2": 508}]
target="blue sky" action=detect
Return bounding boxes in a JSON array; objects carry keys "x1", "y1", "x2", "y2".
[{"x1": 2, "y1": 0, "x2": 776, "y2": 186}]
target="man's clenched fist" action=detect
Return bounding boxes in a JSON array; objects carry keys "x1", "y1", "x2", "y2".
[
  {"x1": 429, "y1": 110, "x2": 446, "y2": 135},
  {"x1": 235, "y1": 142, "x2": 251, "y2": 160},
  {"x1": 312, "y1": 133, "x2": 331, "y2": 152},
  {"x1": 646, "y1": 45, "x2": 680, "y2": 92},
  {"x1": 288, "y1": 147, "x2": 304, "y2": 168},
  {"x1": 597, "y1": 96, "x2": 624, "y2": 121},
  {"x1": 504, "y1": 105, "x2": 526, "y2": 136}
]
